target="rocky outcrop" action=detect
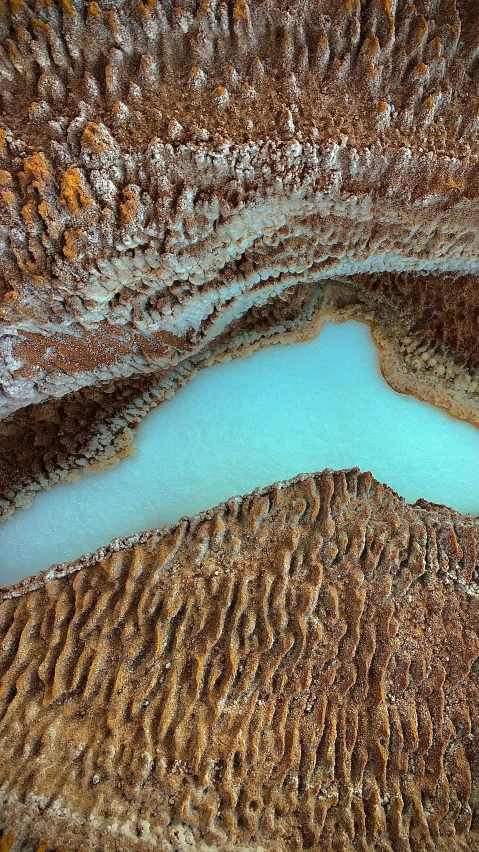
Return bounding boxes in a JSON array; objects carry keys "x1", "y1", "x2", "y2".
[
  {"x1": 1, "y1": 1, "x2": 479, "y2": 512},
  {"x1": 2, "y1": 468, "x2": 479, "y2": 851}
]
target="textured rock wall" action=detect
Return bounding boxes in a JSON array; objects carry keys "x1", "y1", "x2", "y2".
[
  {"x1": 1, "y1": 0, "x2": 479, "y2": 412},
  {"x1": 2, "y1": 0, "x2": 479, "y2": 512},
  {"x1": 1, "y1": 469, "x2": 479, "y2": 851},
  {"x1": 1, "y1": 0, "x2": 479, "y2": 510}
]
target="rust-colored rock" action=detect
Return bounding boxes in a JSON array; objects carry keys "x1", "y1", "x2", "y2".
[
  {"x1": 2, "y1": 468, "x2": 479, "y2": 850},
  {"x1": 1, "y1": 0, "x2": 479, "y2": 513}
]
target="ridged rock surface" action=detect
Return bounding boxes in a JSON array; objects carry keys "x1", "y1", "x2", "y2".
[
  {"x1": 1, "y1": 468, "x2": 479, "y2": 851},
  {"x1": 2, "y1": 0, "x2": 479, "y2": 512}
]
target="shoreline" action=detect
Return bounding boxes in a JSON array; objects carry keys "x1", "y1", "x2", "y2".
[{"x1": 2, "y1": 281, "x2": 479, "y2": 526}]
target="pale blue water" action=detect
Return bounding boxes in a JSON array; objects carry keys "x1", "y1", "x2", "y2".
[{"x1": 2, "y1": 319, "x2": 479, "y2": 586}]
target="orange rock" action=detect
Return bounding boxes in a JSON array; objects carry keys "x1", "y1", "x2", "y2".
[
  {"x1": 63, "y1": 227, "x2": 84, "y2": 260},
  {"x1": 19, "y1": 152, "x2": 51, "y2": 192},
  {"x1": 0, "y1": 835, "x2": 15, "y2": 852},
  {"x1": 119, "y1": 187, "x2": 139, "y2": 224},
  {"x1": 81, "y1": 122, "x2": 108, "y2": 154},
  {"x1": 59, "y1": 169, "x2": 93, "y2": 217}
]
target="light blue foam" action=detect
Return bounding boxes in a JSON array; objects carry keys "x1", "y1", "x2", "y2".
[{"x1": 2, "y1": 319, "x2": 479, "y2": 586}]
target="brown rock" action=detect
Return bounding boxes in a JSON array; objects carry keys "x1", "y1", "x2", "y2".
[{"x1": 1, "y1": 469, "x2": 479, "y2": 850}]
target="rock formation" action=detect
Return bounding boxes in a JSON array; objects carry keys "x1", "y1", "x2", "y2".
[
  {"x1": 2, "y1": 2, "x2": 479, "y2": 849},
  {"x1": 1, "y1": 0, "x2": 479, "y2": 514},
  {"x1": 2, "y1": 469, "x2": 479, "y2": 851}
]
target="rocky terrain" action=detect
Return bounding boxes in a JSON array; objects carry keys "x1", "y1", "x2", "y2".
[
  {"x1": 2, "y1": 469, "x2": 479, "y2": 851},
  {"x1": 1, "y1": 0, "x2": 479, "y2": 513}
]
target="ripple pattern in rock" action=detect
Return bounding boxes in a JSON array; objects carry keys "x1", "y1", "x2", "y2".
[{"x1": 1, "y1": 468, "x2": 479, "y2": 851}]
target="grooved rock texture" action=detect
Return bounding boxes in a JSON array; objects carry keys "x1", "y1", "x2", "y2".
[
  {"x1": 2, "y1": 0, "x2": 479, "y2": 511},
  {"x1": 2, "y1": 468, "x2": 479, "y2": 851}
]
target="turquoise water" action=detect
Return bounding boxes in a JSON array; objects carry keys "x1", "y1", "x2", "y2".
[{"x1": 2, "y1": 319, "x2": 479, "y2": 586}]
